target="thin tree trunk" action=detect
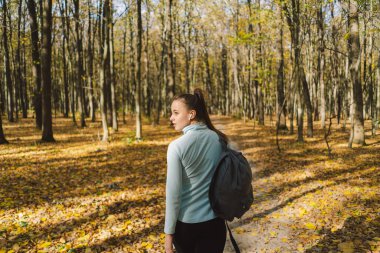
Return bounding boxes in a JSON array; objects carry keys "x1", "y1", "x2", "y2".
[
  {"x1": 257, "y1": 0, "x2": 264, "y2": 125},
  {"x1": 167, "y1": 0, "x2": 175, "y2": 98},
  {"x1": 74, "y1": 0, "x2": 86, "y2": 128},
  {"x1": 184, "y1": 6, "x2": 191, "y2": 94},
  {"x1": 16, "y1": 0, "x2": 26, "y2": 119},
  {"x1": 368, "y1": 1, "x2": 375, "y2": 135},
  {"x1": 277, "y1": 1, "x2": 287, "y2": 130},
  {"x1": 87, "y1": 0, "x2": 95, "y2": 122},
  {"x1": 3, "y1": 0, "x2": 14, "y2": 122},
  {"x1": 347, "y1": 0, "x2": 365, "y2": 146},
  {"x1": 122, "y1": 30, "x2": 127, "y2": 124},
  {"x1": 136, "y1": 0, "x2": 143, "y2": 140},
  {"x1": 108, "y1": 0, "x2": 117, "y2": 131},
  {"x1": 160, "y1": 3, "x2": 168, "y2": 116},
  {"x1": 27, "y1": 0, "x2": 42, "y2": 128},
  {"x1": 41, "y1": 0, "x2": 54, "y2": 142},
  {"x1": 296, "y1": 85, "x2": 304, "y2": 142},
  {"x1": 99, "y1": 0, "x2": 109, "y2": 141},
  {"x1": 221, "y1": 44, "x2": 228, "y2": 115},
  {"x1": 318, "y1": 3, "x2": 326, "y2": 129},
  {"x1": 203, "y1": 33, "x2": 213, "y2": 112},
  {"x1": 376, "y1": 53, "x2": 380, "y2": 128},
  {"x1": 300, "y1": 65, "x2": 313, "y2": 137},
  {"x1": 145, "y1": 4, "x2": 152, "y2": 119},
  {"x1": 0, "y1": 112, "x2": 7, "y2": 144},
  {"x1": 58, "y1": 0, "x2": 69, "y2": 118},
  {"x1": 21, "y1": 10, "x2": 28, "y2": 118}
]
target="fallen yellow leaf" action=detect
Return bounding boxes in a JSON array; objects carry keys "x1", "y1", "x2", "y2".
[
  {"x1": 305, "y1": 222, "x2": 316, "y2": 230},
  {"x1": 338, "y1": 241, "x2": 355, "y2": 253},
  {"x1": 38, "y1": 241, "x2": 52, "y2": 249}
]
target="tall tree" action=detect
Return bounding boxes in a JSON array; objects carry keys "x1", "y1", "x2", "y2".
[
  {"x1": 0, "y1": 112, "x2": 7, "y2": 144},
  {"x1": 2, "y1": 0, "x2": 14, "y2": 122},
  {"x1": 40, "y1": 0, "x2": 54, "y2": 142},
  {"x1": 58, "y1": 0, "x2": 69, "y2": 118},
  {"x1": 87, "y1": 0, "x2": 96, "y2": 122},
  {"x1": 74, "y1": 0, "x2": 86, "y2": 128},
  {"x1": 109, "y1": 0, "x2": 118, "y2": 131},
  {"x1": 276, "y1": 0, "x2": 287, "y2": 130},
  {"x1": 167, "y1": 0, "x2": 175, "y2": 99},
  {"x1": 16, "y1": 0, "x2": 27, "y2": 118},
  {"x1": 99, "y1": 0, "x2": 109, "y2": 141},
  {"x1": 377, "y1": 52, "x2": 380, "y2": 127},
  {"x1": 27, "y1": 0, "x2": 42, "y2": 129},
  {"x1": 284, "y1": 0, "x2": 313, "y2": 141},
  {"x1": 347, "y1": 0, "x2": 365, "y2": 146},
  {"x1": 136, "y1": 0, "x2": 143, "y2": 140},
  {"x1": 73, "y1": 0, "x2": 86, "y2": 127},
  {"x1": 318, "y1": 0, "x2": 326, "y2": 128}
]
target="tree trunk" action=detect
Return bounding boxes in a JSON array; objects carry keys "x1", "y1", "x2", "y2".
[
  {"x1": 136, "y1": 0, "x2": 143, "y2": 140},
  {"x1": 276, "y1": 2, "x2": 287, "y2": 130},
  {"x1": 318, "y1": 3, "x2": 326, "y2": 129},
  {"x1": 74, "y1": 0, "x2": 86, "y2": 128},
  {"x1": 167, "y1": 0, "x2": 175, "y2": 99},
  {"x1": 296, "y1": 87, "x2": 304, "y2": 143},
  {"x1": 128, "y1": 15, "x2": 136, "y2": 116},
  {"x1": 221, "y1": 44, "x2": 228, "y2": 115},
  {"x1": 284, "y1": 0, "x2": 312, "y2": 139},
  {"x1": 99, "y1": 0, "x2": 109, "y2": 141},
  {"x1": 347, "y1": 0, "x2": 365, "y2": 146},
  {"x1": 300, "y1": 65, "x2": 313, "y2": 137},
  {"x1": 108, "y1": 0, "x2": 117, "y2": 131},
  {"x1": 16, "y1": 0, "x2": 27, "y2": 119},
  {"x1": 376, "y1": 53, "x2": 380, "y2": 127},
  {"x1": 145, "y1": 2, "x2": 152, "y2": 119},
  {"x1": 27, "y1": 0, "x2": 42, "y2": 128},
  {"x1": 0, "y1": 113, "x2": 7, "y2": 144},
  {"x1": 367, "y1": 1, "x2": 375, "y2": 135},
  {"x1": 41, "y1": 0, "x2": 54, "y2": 142},
  {"x1": 3, "y1": 0, "x2": 14, "y2": 123},
  {"x1": 184, "y1": 2, "x2": 192, "y2": 94},
  {"x1": 21, "y1": 11, "x2": 29, "y2": 118},
  {"x1": 203, "y1": 33, "x2": 213, "y2": 112},
  {"x1": 87, "y1": 0, "x2": 95, "y2": 122},
  {"x1": 122, "y1": 30, "x2": 127, "y2": 124},
  {"x1": 256, "y1": 0, "x2": 264, "y2": 125},
  {"x1": 58, "y1": 0, "x2": 69, "y2": 118}
]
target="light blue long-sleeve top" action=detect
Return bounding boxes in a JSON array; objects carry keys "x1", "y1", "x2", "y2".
[{"x1": 164, "y1": 123, "x2": 222, "y2": 234}]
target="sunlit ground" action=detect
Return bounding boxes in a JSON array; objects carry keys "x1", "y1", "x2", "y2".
[{"x1": 0, "y1": 115, "x2": 379, "y2": 252}]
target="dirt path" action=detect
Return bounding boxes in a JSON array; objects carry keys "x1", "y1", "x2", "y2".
[{"x1": 215, "y1": 117, "x2": 380, "y2": 253}]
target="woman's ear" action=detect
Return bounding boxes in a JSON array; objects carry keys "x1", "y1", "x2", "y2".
[{"x1": 189, "y1": 110, "x2": 196, "y2": 120}]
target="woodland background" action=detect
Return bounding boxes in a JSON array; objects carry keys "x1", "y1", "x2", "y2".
[{"x1": 0, "y1": 0, "x2": 380, "y2": 252}]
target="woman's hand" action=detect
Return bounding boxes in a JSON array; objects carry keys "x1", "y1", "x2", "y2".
[{"x1": 165, "y1": 234, "x2": 174, "y2": 253}]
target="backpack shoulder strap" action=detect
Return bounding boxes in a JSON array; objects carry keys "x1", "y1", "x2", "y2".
[{"x1": 225, "y1": 221, "x2": 241, "y2": 253}]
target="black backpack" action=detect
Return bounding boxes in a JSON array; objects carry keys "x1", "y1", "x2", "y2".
[{"x1": 209, "y1": 138, "x2": 254, "y2": 253}]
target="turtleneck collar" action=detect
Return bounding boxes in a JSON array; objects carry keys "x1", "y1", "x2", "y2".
[{"x1": 182, "y1": 122, "x2": 207, "y2": 134}]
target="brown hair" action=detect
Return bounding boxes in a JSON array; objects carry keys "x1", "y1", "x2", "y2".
[{"x1": 173, "y1": 88, "x2": 228, "y2": 143}]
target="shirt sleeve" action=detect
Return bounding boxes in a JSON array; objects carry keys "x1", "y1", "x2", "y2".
[{"x1": 164, "y1": 142, "x2": 183, "y2": 234}]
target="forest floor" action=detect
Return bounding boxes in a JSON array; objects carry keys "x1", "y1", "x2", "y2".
[{"x1": 0, "y1": 115, "x2": 379, "y2": 253}]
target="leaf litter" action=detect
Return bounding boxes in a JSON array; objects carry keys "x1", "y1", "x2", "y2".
[{"x1": 0, "y1": 117, "x2": 379, "y2": 252}]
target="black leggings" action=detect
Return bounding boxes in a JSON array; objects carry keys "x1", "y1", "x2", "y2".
[{"x1": 173, "y1": 217, "x2": 226, "y2": 253}]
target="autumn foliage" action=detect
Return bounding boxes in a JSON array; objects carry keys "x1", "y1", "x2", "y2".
[{"x1": 0, "y1": 116, "x2": 379, "y2": 252}]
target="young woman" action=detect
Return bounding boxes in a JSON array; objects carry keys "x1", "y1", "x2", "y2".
[{"x1": 165, "y1": 89, "x2": 228, "y2": 253}]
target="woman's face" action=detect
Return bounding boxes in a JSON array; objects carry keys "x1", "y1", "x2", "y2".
[{"x1": 170, "y1": 100, "x2": 192, "y2": 131}]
